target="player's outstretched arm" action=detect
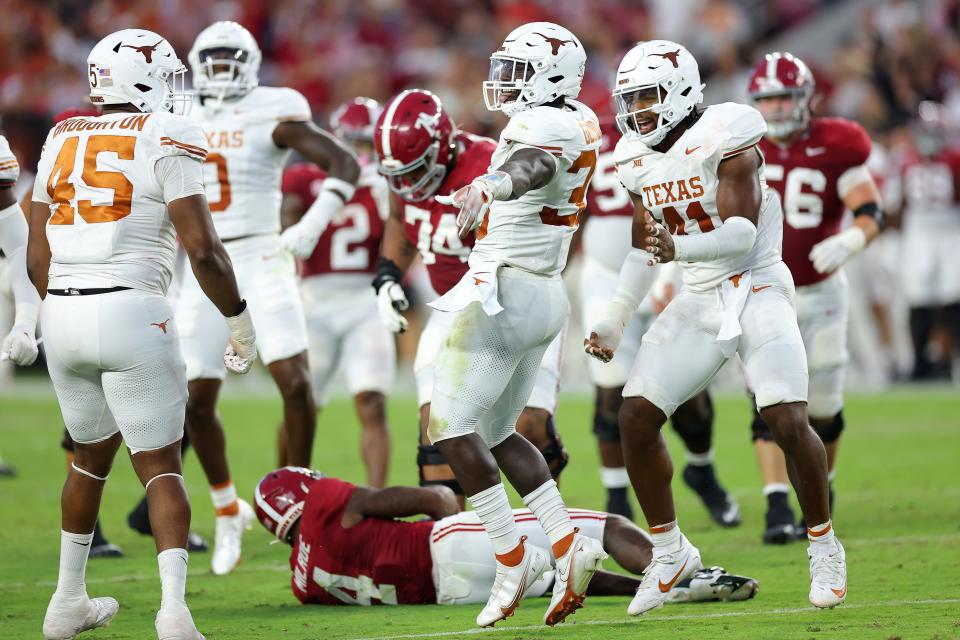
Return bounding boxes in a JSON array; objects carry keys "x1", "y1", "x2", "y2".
[
  {"x1": 0, "y1": 187, "x2": 40, "y2": 365},
  {"x1": 344, "y1": 485, "x2": 459, "y2": 522},
  {"x1": 437, "y1": 147, "x2": 557, "y2": 239},
  {"x1": 585, "y1": 191, "x2": 657, "y2": 362},
  {"x1": 809, "y1": 175, "x2": 884, "y2": 274},
  {"x1": 372, "y1": 194, "x2": 417, "y2": 334},
  {"x1": 275, "y1": 122, "x2": 361, "y2": 258}
]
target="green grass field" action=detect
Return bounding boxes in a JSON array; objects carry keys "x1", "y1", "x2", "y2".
[{"x1": 2, "y1": 388, "x2": 959, "y2": 640}]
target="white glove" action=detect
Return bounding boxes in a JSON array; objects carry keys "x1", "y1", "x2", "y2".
[
  {"x1": 435, "y1": 171, "x2": 512, "y2": 240},
  {"x1": 280, "y1": 219, "x2": 325, "y2": 259},
  {"x1": 584, "y1": 301, "x2": 632, "y2": 363},
  {"x1": 809, "y1": 227, "x2": 866, "y2": 274},
  {"x1": 224, "y1": 304, "x2": 257, "y2": 374},
  {"x1": 1, "y1": 324, "x2": 38, "y2": 366},
  {"x1": 376, "y1": 281, "x2": 409, "y2": 333}
]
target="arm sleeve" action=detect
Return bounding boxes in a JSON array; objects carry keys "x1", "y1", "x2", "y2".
[
  {"x1": 608, "y1": 247, "x2": 659, "y2": 324},
  {"x1": 154, "y1": 155, "x2": 207, "y2": 205},
  {"x1": 0, "y1": 203, "x2": 41, "y2": 323},
  {"x1": 673, "y1": 216, "x2": 757, "y2": 262}
]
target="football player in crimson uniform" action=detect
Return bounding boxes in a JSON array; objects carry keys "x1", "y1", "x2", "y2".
[
  {"x1": 423, "y1": 23, "x2": 607, "y2": 628},
  {"x1": 585, "y1": 40, "x2": 845, "y2": 613},
  {"x1": 280, "y1": 97, "x2": 394, "y2": 488},
  {"x1": 582, "y1": 118, "x2": 739, "y2": 526},
  {"x1": 747, "y1": 52, "x2": 885, "y2": 544},
  {"x1": 885, "y1": 102, "x2": 960, "y2": 380},
  {"x1": 253, "y1": 467, "x2": 758, "y2": 607},
  {"x1": 371, "y1": 89, "x2": 569, "y2": 509},
  {"x1": 178, "y1": 21, "x2": 360, "y2": 576}
]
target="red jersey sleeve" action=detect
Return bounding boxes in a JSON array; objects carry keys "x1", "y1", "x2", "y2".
[{"x1": 819, "y1": 117, "x2": 872, "y2": 169}]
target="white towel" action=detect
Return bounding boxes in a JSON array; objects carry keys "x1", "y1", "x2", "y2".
[
  {"x1": 428, "y1": 261, "x2": 504, "y2": 316},
  {"x1": 716, "y1": 270, "x2": 751, "y2": 358}
]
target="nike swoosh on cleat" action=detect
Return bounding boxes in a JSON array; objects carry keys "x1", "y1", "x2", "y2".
[
  {"x1": 658, "y1": 559, "x2": 688, "y2": 593},
  {"x1": 831, "y1": 585, "x2": 847, "y2": 598}
]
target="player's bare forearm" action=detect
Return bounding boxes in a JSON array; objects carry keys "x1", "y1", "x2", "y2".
[
  {"x1": 629, "y1": 191, "x2": 649, "y2": 249},
  {"x1": 499, "y1": 147, "x2": 557, "y2": 197},
  {"x1": 716, "y1": 150, "x2": 762, "y2": 225},
  {"x1": 274, "y1": 121, "x2": 360, "y2": 185},
  {"x1": 280, "y1": 193, "x2": 306, "y2": 231},
  {"x1": 381, "y1": 211, "x2": 417, "y2": 273},
  {"x1": 26, "y1": 201, "x2": 51, "y2": 297},
  {"x1": 346, "y1": 485, "x2": 459, "y2": 521},
  {"x1": 169, "y1": 195, "x2": 243, "y2": 317},
  {"x1": 842, "y1": 179, "x2": 883, "y2": 244}
]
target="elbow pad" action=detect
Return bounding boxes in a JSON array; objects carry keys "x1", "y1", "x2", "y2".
[{"x1": 673, "y1": 217, "x2": 757, "y2": 262}]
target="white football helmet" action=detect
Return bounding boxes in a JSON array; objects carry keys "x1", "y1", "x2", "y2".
[
  {"x1": 188, "y1": 21, "x2": 261, "y2": 100},
  {"x1": 483, "y1": 22, "x2": 586, "y2": 117},
  {"x1": 87, "y1": 29, "x2": 191, "y2": 115},
  {"x1": 613, "y1": 40, "x2": 704, "y2": 146}
]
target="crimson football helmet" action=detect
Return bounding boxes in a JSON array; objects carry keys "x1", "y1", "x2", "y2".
[
  {"x1": 331, "y1": 97, "x2": 381, "y2": 141},
  {"x1": 253, "y1": 466, "x2": 323, "y2": 543},
  {"x1": 374, "y1": 89, "x2": 456, "y2": 202},
  {"x1": 747, "y1": 52, "x2": 815, "y2": 138}
]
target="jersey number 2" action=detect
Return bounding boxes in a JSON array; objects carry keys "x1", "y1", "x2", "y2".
[
  {"x1": 48, "y1": 135, "x2": 135, "y2": 225},
  {"x1": 539, "y1": 149, "x2": 598, "y2": 227}
]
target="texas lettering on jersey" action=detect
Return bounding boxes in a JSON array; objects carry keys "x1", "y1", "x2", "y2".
[{"x1": 760, "y1": 117, "x2": 872, "y2": 286}]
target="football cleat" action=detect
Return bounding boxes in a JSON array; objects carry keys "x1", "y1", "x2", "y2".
[
  {"x1": 89, "y1": 542, "x2": 124, "y2": 559},
  {"x1": 156, "y1": 602, "x2": 205, "y2": 640},
  {"x1": 808, "y1": 539, "x2": 847, "y2": 608},
  {"x1": 42, "y1": 593, "x2": 119, "y2": 640},
  {"x1": 543, "y1": 530, "x2": 607, "y2": 626},
  {"x1": 628, "y1": 534, "x2": 702, "y2": 616},
  {"x1": 667, "y1": 566, "x2": 759, "y2": 603},
  {"x1": 682, "y1": 464, "x2": 741, "y2": 527},
  {"x1": 476, "y1": 537, "x2": 549, "y2": 627},
  {"x1": 211, "y1": 499, "x2": 254, "y2": 575}
]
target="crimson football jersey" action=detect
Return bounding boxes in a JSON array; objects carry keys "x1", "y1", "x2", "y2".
[
  {"x1": 397, "y1": 132, "x2": 496, "y2": 296},
  {"x1": 889, "y1": 147, "x2": 960, "y2": 218},
  {"x1": 760, "y1": 117, "x2": 872, "y2": 286},
  {"x1": 282, "y1": 163, "x2": 387, "y2": 278},
  {"x1": 585, "y1": 118, "x2": 633, "y2": 219},
  {"x1": 290, "y1": 477, "x2": 436, "y2": 606}
]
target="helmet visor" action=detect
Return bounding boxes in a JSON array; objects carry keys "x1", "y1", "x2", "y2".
[
  {"x1": 483, "y1": 55, "x2": 535, "y2": 111},
  {"x1": 614, "y1": 84, "x2": 664, "y2": 137},
  {"x1": 196, "y1": 46, "x2": 251, "y2": 97},
  {"x1": 377, "y1": 147, "x2": 445, "y2": 202}
]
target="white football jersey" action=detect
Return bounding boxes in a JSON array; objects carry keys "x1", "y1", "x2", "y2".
[
  {"x1": 472, "y1": 99, "x2": 602, "y2": 275},
  {"x1": 191, "y1": 86, "x2": 311, "y2": 239},
  {"x1": 614, "y1": 103, "x2": 783, "y2": 291},
  {"x1": 0, "y1": 134, "x2": 19, "y2": 186},
  {"x1": 32, "y1": 112, "x2": 208, "y2": 295}
]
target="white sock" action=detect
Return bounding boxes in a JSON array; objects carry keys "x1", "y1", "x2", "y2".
[
  {"x1": 522, "y1": 479, "x2": 574, "y2": 546},
  {"x1": 469, "y1": 483, "x2": 521, "y2": 556},
  {"x1": 600, "y1": 466, "x2": 630, "y2": 489},
  {"x1": 649, "y1": 520, "x2": 682, "y2": 550},
  {"x1": 158, "y1": 548, "x2": 188, "y2": 608},
  {"x1": 685, "y1": 448, "x2": 715, "y2": 466},
  {"x1": 763, "y1": 483, "x2": 791, "y2": 496},
  {"x1": 56, "y1": 530, "x2": 93, "y2": 598},
  {"x1": 807, "y1": 520, "x2": 837, "y2": 547},
  {"x1": 210, "y1": 481, "x2": 238, "y2": 515}
]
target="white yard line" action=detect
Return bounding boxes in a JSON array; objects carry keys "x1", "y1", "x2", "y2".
[{"x1": 351, "y1": 598, "x2": 960, "y2": 640}]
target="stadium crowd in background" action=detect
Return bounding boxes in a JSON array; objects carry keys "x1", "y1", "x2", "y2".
[{"x1": 1, "y1": 0, "x2": 958, "y2": 384}]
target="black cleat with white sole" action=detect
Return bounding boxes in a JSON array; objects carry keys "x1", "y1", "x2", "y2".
[{"x1": 682, "y1": 464, "x2": 741, "y2": 527}]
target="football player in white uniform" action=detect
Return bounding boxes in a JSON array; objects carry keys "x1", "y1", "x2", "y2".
[
  {"x1": 180, "y1": 21, "x2": 359, "y2": 575},
  {"x1": 430, "y1": 22, "x2": 606, "y2": 628},
  {"x1": 585, "y1": 41, "x2": 845, "y2": 613},
  {"x1": 28, "y1": 29, "x2": 256, "y2": 640},
  {"x1": 0, "y1": 134, "x2": 40, "y2": 368}
]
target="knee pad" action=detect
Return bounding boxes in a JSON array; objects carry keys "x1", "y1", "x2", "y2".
[
  {"x1": 417, "y1": 444, "x2": 463, "y2": 496},
  {"x1": 811, "y1": 412, "x2": 844, "y2": 444},
  {"x1": 539, "y1": 415, "x2": 569, "y2": 480},
  {"x1": 593, "y1": 411, "x2": 621, "y2": 444},
  {"x1": 751, "y1": 407, "x2": 775, "y2": 442},
  {"x1": 671, "y1": 394, "x2": 714, "y2": 442}
]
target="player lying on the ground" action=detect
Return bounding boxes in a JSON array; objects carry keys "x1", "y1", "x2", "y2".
[{"x1": 253, "y1": 467, "x2": 759, "y2": 607}]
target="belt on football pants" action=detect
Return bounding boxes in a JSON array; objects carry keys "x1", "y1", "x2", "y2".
[{"x1": 47, "y1": 286, "x2": 132, "y2": 296}]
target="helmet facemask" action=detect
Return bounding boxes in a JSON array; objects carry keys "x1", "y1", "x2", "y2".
[
  {"x1": 752, "y1": 89, "x2": 810, "y2": 139},
  {"x1": 614, "y1": 84, "x2": 671, "y2": 145},
  {"x1": 194, "y1": 46, "x2": 255, "y2": 101},
  {"x1": 156, "y1": 64, "x2": 192, "y2": 116},
  {"x1": 378, "y1": 141, "x2": 447, "y2": 202},
  {"x1": 483, "y1": 54, "x2": 541, "y2": 116}
]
